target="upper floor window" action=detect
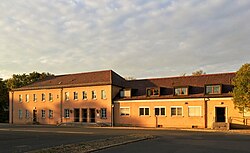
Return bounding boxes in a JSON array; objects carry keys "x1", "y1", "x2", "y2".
[
  {"x1": 101, "y1": 90, "x2": 106, "y2": 99},
  {"x1": 174, "y1": 87, "x2": 188, "y2": 96},
  {"x1": 205, "y1": 85, "x2": 221, "y2": 94},
  {"x1": 42, "y1": 93, "x2": 45, "y2": 101},
  {"x1": 65, "y1": 92, "x2": 69, "y2": 101},
  {"x1": 82, "y1": 91, "x2": 87, "y2": 100},
  {"x1": 25, "y1": 94, "x2": 29, "y2": 102},
  {"x1": 73, "y1": 92, "x2": 78, "y2": 100},
  {"x1": 33, "y1": 94, "x2": 37, "y2": 102},
  {"x1": 146, "y1": 88, "x2": 159, "y2": 97},
  {"x1": 92, "y1": 91, "x2": 97, "y2": 99},
  {"x1": 49, "y1": 93, "x2": 53, "y2": 101},
  {"x1": 19, "y1": 95, "x2": 22, "y2": 102}
]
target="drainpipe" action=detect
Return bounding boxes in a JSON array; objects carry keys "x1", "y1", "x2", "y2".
[
  {"x1": 60, "y1": 88, "x2": 63, "y2": 123},
  {"x1": 11, "y1": 91, "x2": 14, "y2": 124},
  {"x1": 204, "y1": 98, "x2": 210, "y2": 128}
]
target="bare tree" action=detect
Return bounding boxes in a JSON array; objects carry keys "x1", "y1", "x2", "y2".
[{"x1": 192, "y1": 70, "x2": 206, "y2": 76}]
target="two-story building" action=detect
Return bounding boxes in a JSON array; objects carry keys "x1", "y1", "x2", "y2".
[{"x1": 9, "y1": 70, "x2": 250, "y2": 129}]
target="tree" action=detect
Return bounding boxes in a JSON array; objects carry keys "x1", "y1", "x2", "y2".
[
  {"x1": 125, "y1": 76, "x2": 136, "y2": 80},
  {"x1": 232, "y1": 63, "x2": 250, "y2": 111},
  {"x1": 0, "y1": 78, "x2": 9, "y2": 122},
  {"x1": 192, "y1": 70, "x2": 206, "y2": 76}
]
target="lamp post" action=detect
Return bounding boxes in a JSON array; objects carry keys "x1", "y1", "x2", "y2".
[{"x1": 111, "y1": 104, "x2": 114, "y2": 127}]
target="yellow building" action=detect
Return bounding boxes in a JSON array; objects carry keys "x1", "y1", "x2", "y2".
[{"x1": 9, "y1": 70, "x2": 250, "y2": 129}]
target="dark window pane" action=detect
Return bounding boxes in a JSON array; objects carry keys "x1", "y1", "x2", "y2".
[
  {"x1": 155, "y1": 108, "x2": 159, "y2": 115},
  {"x1": 171, "y1": 108, "x2": 176, "y2": 116},
  {"x1": 161, "y1": 108, "x2": 165, "y2": 115},
  {"x1": 145, "y1": 108, "x2": 149, "y2": 115},
  {"x1": 139, "y1": 108, "x2": 144, "y2": 115}
]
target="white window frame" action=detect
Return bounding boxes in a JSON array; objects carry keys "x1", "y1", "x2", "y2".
[
  {"x1": 42, "y1": 93, "x2": 46, "y2": 102},
  {"x1": 100, "y1": 108, "x2": 107, "y2": 119},
  {"x1": 49, "y1": 93, "x2": 53, "y2": 101},
  {"x1": 120, "y1": 107, "x2": 130, "y2": 116},
  {"x1": 25, "y1": 110, "x2": 29, "y2": 119},
  {"x1": 82, "y1": 91, "x2": 87, "y2": 100},
  {"x1": 101, "y1": 90, "x2": 106, "y2": 99},
  {"x1": 73, "y1": 92, "x2": 78, "y2": 100},
  {"x1": 25, "y1": 94, "x2": 29, "y2": 102},
  {"x1": 65, "y1": 92, "x2": 69, "y2": 101},
  {"x1": 139, "y1": 107, "x2": 150, "y2": 116},
  {"x1": 64, "y1": 109, "x2": 70, "y2": 118},
  {"x1": 33, "y1": 94, "x2": 37, "y2": 102},
  {"x1": 92, "y1": 90, "x2": 97, "y2": 99},
  {"x1": 154, "y1": 106, "x2": 166, "y2": 116},
  {"x1": 170, "y1": 106, "x2": 183, "y2": 117},
  {"x1": 49, "y1": 110, "x2": 53, "y2": 118},
  {"x1": 18, "y1": 109, "x2": 22, "y2": 119},
  {"x1": 19, "y1": 95, "x2": 22, "y2": 103},
  {"x1": 188, "y1": 106, "x2": 202, "y2": 117},
  {"x1": 41, "y1": 110, "x2": 46, "y2": 118}
]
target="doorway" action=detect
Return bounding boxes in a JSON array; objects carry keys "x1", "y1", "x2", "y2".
[
  {"x1": 33, "y1": 110, "x2": 37, "y2": 123},
  {"x1": 74, "y1": 108, "x2": 80, "y2": 122},
  {"x1": 215, "y1": 107, "x2": 226, "y2": 122},
  {"x1": 82, "y1": 109, "x2": 88, "y2": 122},
  {"x1": 89, "y1": 109, "x2": 96, "y2": 123}
]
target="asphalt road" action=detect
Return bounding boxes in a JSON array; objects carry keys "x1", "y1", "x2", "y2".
[{"x1": 0, "y1": 124, "x2": 250, "y2": 153}]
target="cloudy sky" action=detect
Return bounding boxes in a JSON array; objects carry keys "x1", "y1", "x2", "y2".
[{"x1": 0, "y1": 0, "x2": 249, "y2": 79}]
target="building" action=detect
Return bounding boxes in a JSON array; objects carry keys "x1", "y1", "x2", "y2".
[{"x1": 9, "y1": 70, "x2": 250, "y2": 129}]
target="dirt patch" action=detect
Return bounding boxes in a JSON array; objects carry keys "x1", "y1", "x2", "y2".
[{"x1": 29, "y1": 134, "x2": 155, "y2": 153}]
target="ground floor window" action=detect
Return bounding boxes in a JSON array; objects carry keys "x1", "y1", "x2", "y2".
[
  {"x1": 171, "y1": 106, "x2": 183, "y2": 116},
  {"x1": 41, "y1": 110, "x2": 46, "y2": 118},
  {"x1": 100, "y1": 108, "x2": 107, "y2": 119},
  {"x1": 155, "y1": 107, "x2": 166, "y2": 116},
  {"x1": 18, "y1": 109, "x2": 22, "y2": 119},
  {"x1": 120, "y1": 107, "x2": 130, "y2": 116},
  {"x1": 25, "y1": 110, "x2": 30, "y2": 119},
  {"x1": 188, "y1": 106, "x2": 201, "y2": 117},
  {"x1": 49, "y1": 110, "x2": 53, "y2": 118},
  {"x1": 64, "y1": 109, "x2": 70, "y2": 118},
  {"x1": 139, "y1": 107, "x2": 150, "y2": 116}
]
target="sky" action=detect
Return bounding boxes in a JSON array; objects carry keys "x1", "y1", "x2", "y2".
[{"x1": 0, "y1": 0, "x2": 249, "y2": 80}]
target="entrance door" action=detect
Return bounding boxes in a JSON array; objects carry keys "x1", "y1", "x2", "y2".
[
  {"x1": 74, "y1": 108, "x2": 80, "y2": 122},
  {"x1": 82, "y1": 109, "x2": 88, "y2": 122},
  {"x1": 215, "y1": 107, "x2": 226, "y2": 122},
  {"x1": 89, "y1": 109, "x2": 95, "y2": 123},
  {"x1": 33, "y1": 110, "x2": 37, "y2": 123}
]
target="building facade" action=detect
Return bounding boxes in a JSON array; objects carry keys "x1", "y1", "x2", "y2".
[{"x1": 9, "y1": 70, "x2": 250, "y2": 128}]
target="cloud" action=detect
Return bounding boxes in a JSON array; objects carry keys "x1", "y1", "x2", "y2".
[{"x1": 0, "y1": 0, "x2": 249, "y2": 79}]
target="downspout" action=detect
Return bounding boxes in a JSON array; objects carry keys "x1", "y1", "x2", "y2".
[
  {"x1": 204, "y1": 98, "x2": 209, "y2": 128},
  {"x1": 60, "y1": 88, "x2": 63, "y2": 123},
  {"x1": 11, "y1": 91, "x2": 14, "y2": 124}
]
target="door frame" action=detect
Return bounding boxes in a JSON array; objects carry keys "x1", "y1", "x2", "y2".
[
  {"x1": 74, "y1": 108, "x2": 80, "y2": 122},
  {"x1": 214, "y1": 106, "x2": 227, "y2": 122}
]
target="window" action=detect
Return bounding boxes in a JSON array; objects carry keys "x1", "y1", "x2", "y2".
[
  {"x1": 73, "y1": 92, "x2": 78, "y2": 100},
  {"x1": 82, "y1": 91, "x2": 87, "y2": 100},
  {"x1": 155, "y1": 107, "x2": 166, "y2": 116},
  {"x1": 25, "y1": 94, "x2": 29, "y2": 102},
  {"x1": 49, "y1": 93, "x2": 53, "y2": 101},
  {"x1": 65, "y1": 92, "x2": 69, "y2": 101},
  {"x1": 92, "y1": 91, "x2": 97, "y2": 99},
  {"x1": 19, "y1": 95, "x2": 22, "y2": 102},
  {"x1": 188, "y1": 106, "x2": 201, "y2": 117},
  {"x1": 243, "y1": 107, "x2": 250, "y2": 117},
  {"x1": 42, "y1": 93, "x2": 45, "y2": 101},
  {"x1": 18, "y1": 109, "x2": 22, "y2": 119},
  {"x1": 146, "y1": 88, "x2": 159, "y2": 97},
  {"x1": 100, "y1": 108, "x2": 107, "y2": 119},
  {"x1": 139, "y1": 107, "x2": 150, "y2": 116},
  {"x1": 49, "y1": 110, "x2": 53, "y2": 118},
  {"x1": 25, "y1": 110, "x2": 29, "y2": 119},
  {"x1": 174, "y1": 87, "x2": 188, "y2": 95},
  {"x1": 205, "y1": 85, "x2": 221, "y2": 94},
  {"x1": 33, "y1": 94, "x2": 37, "y2": 102},
  {"x1": 120, "y1": 107, "x2": 130, "y2": 116},
  {"x1": 101, "y1": 90, "x2": 106, "y2": 99},
  {"x1": 41, "y1": 110, "x2": 46, "y2": 118},
  {"x1": 64, "y1": 109, "x2": 70, "y2": 118},
  {"x1": 171, "y1": 106, "x2": 183, "y2": 116}
]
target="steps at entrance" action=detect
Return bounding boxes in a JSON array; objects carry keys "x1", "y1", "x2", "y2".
[
  {"x1": 58, "y1": 122, "x2": 111, "y2": 127},
  {"x1": 212, "y1": 122, "x2": 230, "y2": 130}
]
